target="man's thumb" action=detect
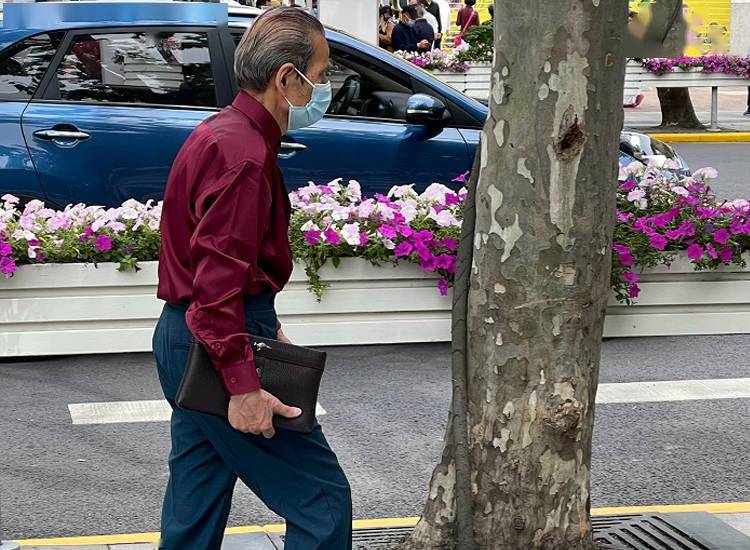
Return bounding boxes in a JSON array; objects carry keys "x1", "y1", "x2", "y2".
[{"x1": 276, "y1": 402, "x2": 303, "y2": 418}]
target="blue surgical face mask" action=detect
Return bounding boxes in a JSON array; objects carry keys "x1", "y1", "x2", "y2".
[
  {"x1": 404, "y1": 18, "x2": 415, "y2": 27},
  {"x1": 285, "y1": 67, "x2": 332, "y2": 131}
]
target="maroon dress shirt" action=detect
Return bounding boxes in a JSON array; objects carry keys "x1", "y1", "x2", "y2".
[{"x1": 157, "y1": 92, "x2": 293, "y2": 395}]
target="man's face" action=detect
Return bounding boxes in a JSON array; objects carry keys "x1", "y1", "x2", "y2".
[{"x1": 283, "y1": 32, "x2": 330, "y2": 108}]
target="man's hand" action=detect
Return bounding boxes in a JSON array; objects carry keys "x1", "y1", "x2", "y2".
[
  {"x1": 228, "y1": 389, "x2": 302, "y2": 438},
  {"x1": 418, "y1": 39, "x2": 430, "y2": 49},
  {"x1": 277, "y1": 326, "x2": 291, "y2": 344}
]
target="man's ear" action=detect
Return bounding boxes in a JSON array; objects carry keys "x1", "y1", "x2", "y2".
[{"x1": 275, "y1": 62, "x2": 296, "y2": 92}]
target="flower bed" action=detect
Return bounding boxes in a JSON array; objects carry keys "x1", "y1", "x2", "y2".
[
  {"x1": 642, "y1": 55, "x2": 750, "y2": 78},
  {"x1": 394, "y1": 48, "x2": 469, "y2": 73},
  {"x1": 1, "y1": 164, "x2": 747, "y2": 308}
]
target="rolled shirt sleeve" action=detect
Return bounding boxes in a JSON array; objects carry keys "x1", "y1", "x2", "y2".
[{"x1": 185, "y1": 159, "x2": 271, "y2": 395}]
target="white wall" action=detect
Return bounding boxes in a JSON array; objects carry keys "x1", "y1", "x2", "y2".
[
  {"x1": 731, "y1": 0, "x2": 750, "y2": 55},
  {"x1": 319, "y1": 0, "x2": 379, "y2": 46}
]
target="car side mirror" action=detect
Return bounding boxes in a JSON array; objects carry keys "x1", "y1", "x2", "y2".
[{"x1": 406, "y1": 94, "x2": 450, "y2": 127}]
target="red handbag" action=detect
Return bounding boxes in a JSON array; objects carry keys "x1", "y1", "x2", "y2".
[{"x1": 454, "y1": 8, "x2": 477, "y2": 47}]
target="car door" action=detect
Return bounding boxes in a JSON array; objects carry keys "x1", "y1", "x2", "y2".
[
  {"x1": 0, "y1": 31, "x2": 64, "y2": 205},
  {"x1": 229, "y1": 30, "x2": 472, "y2": 197},
  {"x1": 21, "y1": 26, "x2": 231, "y2": 208}
]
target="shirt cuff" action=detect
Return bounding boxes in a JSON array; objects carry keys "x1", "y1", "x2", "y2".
[{"x1": 218, "y1": 361, "x2": 261, "y2": 395}]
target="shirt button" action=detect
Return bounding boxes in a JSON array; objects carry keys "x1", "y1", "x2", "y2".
[
  {"x1": 211, "y1": 342, "x2": 222, "y2": 352},
  {"x1": 230, "y1": 377, "x2": 238, "y2": 384}
]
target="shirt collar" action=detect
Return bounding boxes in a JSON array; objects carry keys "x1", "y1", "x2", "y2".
[{"x1": 231, "y1": 91, "x2": 282, "y2": 151}]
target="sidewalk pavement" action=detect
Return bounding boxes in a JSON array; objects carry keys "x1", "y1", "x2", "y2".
[
  {"x1": 10, "y1": 510, "x2": 750, "y2": 549},
  {"x1": 625, "y1": 87, "x2": 750, "y2": 134}
]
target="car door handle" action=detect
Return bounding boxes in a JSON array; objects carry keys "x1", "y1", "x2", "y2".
[
  {"x1": 33, "y1": 129, "x2": 91, "y2": 142},
  {"x1": 278, "y1": 141, "x2": 307, "y2": 160}
]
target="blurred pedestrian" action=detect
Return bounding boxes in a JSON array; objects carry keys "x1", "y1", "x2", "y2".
[
  {"x1": 417, "y1": 0, "x2": 442, "y2": 49},
  {"x1": 454, "y1": 0, "x2": 479, "y2": 46},
  {"x1": 392, "y1": 5, "x2": 430, "y2": 52},
  {"x1": 379, "y1": 5, "x2": 396, "y2": 51},
  {"x1": 413, "y1": 5, "x2": 436, "y2": 51}
]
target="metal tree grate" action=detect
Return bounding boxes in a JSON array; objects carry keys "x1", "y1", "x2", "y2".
[
  {"x1": 274, "y1": 512, "x2": 748, "y2": 550},
  {"x1": 593, "y1": 514, "x2": 713, "y2": 549}
]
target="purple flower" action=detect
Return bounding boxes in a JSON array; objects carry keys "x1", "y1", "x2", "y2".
[
  {"x1": 359, "y1": 231, "x2": 368, "y2": 247},
  {"x1": 122, "y1": 246, "x2": 134, "y2": 255},
  {"x1": 705, "y1": 243, "x2": 719, "y2": 260},
  {"x1": 719, "y1": 247, "x2": 734, "y2": 263},
  {"x1": 445, "y1": 193, "x2": 460, "y2": 206},
  {"x1": 0, "y1": 256, "x2": 16, "y2": 276},
  {"x1": 613, "y1": 243, "x2": 630, "y2": 255},
  {"x1": 394, "y1": 241, "x2": 414, "y2": 257},
  {"x1": 432, "y1": 204, "x2": 444, "y2": 214},
  {"x1": 619, "y1": 253, "x2": 635, "y2": 267},
  {"x1": 679, "y1": 221, "x2": 696, "y2": 237},
  {"x1": 687, "y1": 244, "x2": 703, "y2": 260},
  {"x1": 438, "y1": 277, "x2": 449, "y2": 296},
  {"x1": 451, "y1": 171, "x2": 469, "y2": 183},
  {"x1": 629, "y1": 284, "x2": 640, "y2": 298},
  {"x1": 713, "y1": 229, "x2": 730, "y2": 245},
  {"x1": 617, "y1": 210, "x2": 634, "y2": 222},
  {"x1": 391, "y1": 212, "x2": 406, "y2": 224},
  {"x1": 0, "y1": 242, "x2": 11, "y2": 257},
  {"x1": 436, "y1": 254, "x2": 454, "y2": 270},
  {"x1": 305, "y1": 230, "x2": 321, "y2": 245},
  {"x1": 94, "y1": 235, "x2": 112, "y2": 251},
  {"x1": 397, "y1": 225, "x2": 415, "y2": 238},
  {"x1": 649, "y1": 234, "x2": 668, "y2": 250},
  {"x1": 80, "y1": 226, "x2": 95, "y2": 242},
  {"x1": 696, "y1": 207, "x2": 716, "y2": 219},
  {"x1": 665, "y1": 228, "x2": 684, "y2": 240},
  {"x1": 619, "y1": 180, "x2": 636, "y2": 191},
  {"x1": 319, "y1": 185, "x2": 333, "y2": 195},
  {"x1": 378, "y1": 225, "x2": 398, "y2": 239},
  {"x1": 441, "y1": 238, "x2": 458, "y2": 252},
  {"x1": 323, "y1": 228, "x2": 340, "y2": 245},
  {"x1": 420, "y1": 255, "x2": 438, "y2": 271},
  {"x1": 622, "y1": 270, "x2": 638, "y2": 284}
]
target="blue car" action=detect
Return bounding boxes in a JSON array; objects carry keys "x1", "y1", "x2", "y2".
[{"x1": 0, "y1": 2, "x2": 687, "y2": 208}]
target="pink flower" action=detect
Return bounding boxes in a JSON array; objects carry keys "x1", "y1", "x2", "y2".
[
  {"x1": 305, "y1": 230, "x2": 321, "y2": 245},
  {"x1": 612, "y1": 243, "x2": 631, "y2": 255},
  {"x1": 394, "y1": 241, "x2": 414, "y2": 257},
  {"x1": 619, "y1": 253, "x2": 634, "y2": 267},
  {"x1": 713, "y1": 229, "x2": 730, "y2": 245},
  {"x1": 649, "y1": 234, "x2": 667, "y2": 250},
  {"x1": 323, "y1": 227, "x2": 340, "y2": 245},
  {"x1": 451, "y1": 171, "x2": 469, "y2": 183},
  {"x1": 0, "y1": 256, "x2": 15, "y2": 275},
  {"x1": 687, "y1": 244, "x2": 703, "y2": 260},
  {"x1": 619, "y1": 180, "x2": 636, "y2": 191},
  {"x1": 730, "y1": 221, "x2": 745, "y2": 235},
  {"x1": 705, "y1": 243, "x2": 718, "y2": 260},
  {"x1": 438, "y1": 278, "x2": 449, "y2": 296},
  {"x1": 622, "y1": 270, "x2": 638, "y2": 284},
  {"x1": 719, "y1": 247, "x2": 734, "y2": 263},
  {"x1": 445, "y1": 193, "x2": 460, "y2": 206},
  {"x1": 0, "y1": 242, "x2": 12, "y2": 256},
  {"x1": 378, "y1": 225, "x2": 398, "y2": 239},
  {"x1": 441, "y1": 238, "x2": 458, "y2": 252},
  {"x1": 359, "y1": 231, "x2": 368, "y2": 247},
  {"x1": 94, "y1": 235, "x2": 112, "y2": 251},
  {"x1": 629, "y1": 284, "x2": 640, "y2": 298},
  {"x1": 616, "y1": 210, "x2": 634, "y2": 222},
  {"x1": 420, "y1": 255, "x2": 438, "y2": 271}
]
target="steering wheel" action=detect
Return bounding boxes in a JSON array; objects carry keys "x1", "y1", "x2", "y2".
[{"x1": 329, "y1": 75, "x2": 361, "y2": 115}]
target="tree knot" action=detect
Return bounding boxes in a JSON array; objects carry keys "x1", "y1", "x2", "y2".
[
  {"x1": 554, "y1": 105, "x2": 586, "y2": 160},
  {"x1": 544, "y1": 396, "x2": 584, "y2": 437}
]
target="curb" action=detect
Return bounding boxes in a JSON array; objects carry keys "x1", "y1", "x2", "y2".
[
  {"x1": 12, "y1": 502, "x2": 750, "y2": 546},
  {"x1": 647, "y1": 132, "x2": 750, "y2": 142}
]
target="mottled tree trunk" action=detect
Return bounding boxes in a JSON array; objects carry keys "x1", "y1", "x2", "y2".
[
  {"x1": 657, "y1": 88, "x2": 704, "y2": 129},
  {"x1": 399, "y1": 0, "x2": 627, "y2": 548}
]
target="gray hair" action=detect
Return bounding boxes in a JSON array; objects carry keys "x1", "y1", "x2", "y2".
[{"x1": 235, "y1": 6, "x2": 325, "y2": 92}]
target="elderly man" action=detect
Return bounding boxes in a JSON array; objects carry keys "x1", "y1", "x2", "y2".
[{"x1": 153, "y1": 7, "x2": 352, "y2": 549}]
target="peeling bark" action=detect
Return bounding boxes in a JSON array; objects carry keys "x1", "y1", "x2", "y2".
[{"x1": 400, "y1": 0, "x2": 627, "y2": 548}]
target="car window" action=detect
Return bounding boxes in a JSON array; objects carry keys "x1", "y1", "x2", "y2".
[
  {"x1": 0, "y1": 32, "x2": 64, "y2": 101},
  {"x1": 230, "y1": 30, "x2": 413, "y2": 120},
  {"x1": 49, "y1": 31, "x2": 217, "y2": 107}
]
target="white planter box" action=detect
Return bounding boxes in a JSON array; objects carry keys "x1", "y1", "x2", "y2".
[
  {"x1": 433, "y1": 62, "x2": 491, "y2": 100},
  {"x1": 624, "y1": 60, "x2": 749, "y2": 96},
  {"x1": 1, "y1": 256, "x2": 749, "y2": 357}
]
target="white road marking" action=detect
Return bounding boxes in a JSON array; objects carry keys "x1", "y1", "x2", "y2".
[
  {"x1": 596, "y1": 378, "x2": 750, "y2": 404},
  {"x1": 69, "y1": 400, "x2": 327, "y2": 425}
]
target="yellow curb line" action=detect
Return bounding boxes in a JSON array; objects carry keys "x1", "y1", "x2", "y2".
[
  {"x1": 648, "y1": 132, "x2": 750, "y2": 142},
  {"x1": 15, "y1": 503, "x2": 750, "y2": 546}
]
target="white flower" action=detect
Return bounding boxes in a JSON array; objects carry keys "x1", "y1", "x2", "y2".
[
  {"x1": 382, "y1": 238, "x2": 396, "y2": 250},
  {"x1": 421, "y1": 183, "x2": 452, "y2": 204},
  {"x1": 671, "y1": 186, "x2": 689, "y2": 197},
  {"x1": 326, "y1": 178, "x2": 343, "y2": 192},
  {"x1": 119, "y1": 207, "x2": 139, "y2": 220},
  {"x1": 300, "y1": 220, "x2": 319, "y2": 232},
  {"x1": 618, "y1": 166, "x2": 629, "y2": 181},
  {"x1": 2, "y1": 194, "x2": 20, "y2": 204},
  {"x1": 331, "y1": 205, "x2": 351, "y2": 221},
  {"x1": 358, "y1": 200, "x2": 377, "y2": 219},
  {"x1": 627, "y1": 189, "x2": 646, "y2": 203},
  {"x1": 375, "y1": 202, "x2": 395, "y2": 221},
  {"x1": 431, "y1": 209, "x2": 458, "y2": 227},
  {"x1": 108, "y1": 221, "x2": 126, "y2": 233},
  {"x1": 400, "y1": 204, "x2": 418, "y2": 223},
  {"x1": 693, "y1": 167, "x2": 719, "y2": 180},
  {"x1": 53, "y1": 239, "x2": 64, "y2": 247},
  {"x1": 346, "y1": 180, "x2": 362, "y2": 201},
  {"x1": 387, "y1": 184, "x2": 417, "y2": 199},
  {"x1": 340, "y1": 222, "x2": 361, "y2": 246},
  {"x1": 148, "y1": 218, "x2": 160, "y2": 230}
]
